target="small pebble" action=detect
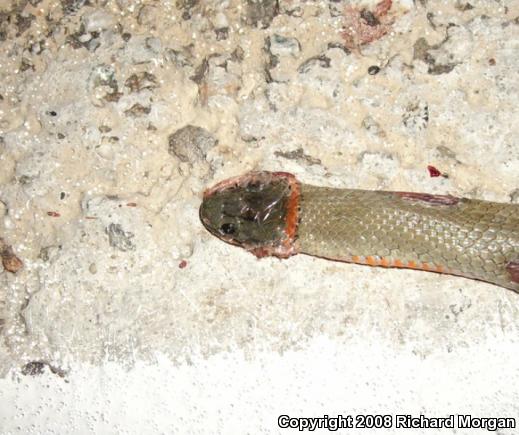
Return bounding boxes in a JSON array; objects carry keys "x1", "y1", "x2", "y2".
[{"x1": 368, "y1": 65, "x2": 380, "y2": 75}]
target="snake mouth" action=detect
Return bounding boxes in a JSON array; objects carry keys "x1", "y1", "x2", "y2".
[{"x1": 200, "y1": 171, "x2": 302, "y2": 258}]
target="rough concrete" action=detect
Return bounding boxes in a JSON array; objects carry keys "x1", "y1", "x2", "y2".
[{"x1": 0, "y1": 0, "x2": 518, "y2": 433}]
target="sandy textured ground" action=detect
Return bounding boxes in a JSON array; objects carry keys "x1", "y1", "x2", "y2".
[{"x1": 0, "y1": 0, "x2": 518, "y2": 433}]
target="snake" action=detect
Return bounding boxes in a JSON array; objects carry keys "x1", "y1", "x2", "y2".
[{"x1": 199, "y1": 171, "x2": 519, "y2": 292}]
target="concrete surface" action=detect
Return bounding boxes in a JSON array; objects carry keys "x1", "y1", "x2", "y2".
[{"x1": 0, "y1": 0, "x2": 518, "y2": 433}]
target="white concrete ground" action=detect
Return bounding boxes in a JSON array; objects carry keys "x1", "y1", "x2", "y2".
[{"x1": 2, "y1": 336, "x2": 519, "y2": 434}]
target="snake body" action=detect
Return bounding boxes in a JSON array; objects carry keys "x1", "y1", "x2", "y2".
[{"x1": 199, "y1": 171, "x2": 519, "y2": 291}]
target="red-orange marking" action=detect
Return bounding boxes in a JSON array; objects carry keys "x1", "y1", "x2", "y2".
[
  {"x1": 366, "y1": 256, "x2": 377, "y2": 266},
  {"x1": 350, "y1": 256, "x2": 449, "y2": 274}
]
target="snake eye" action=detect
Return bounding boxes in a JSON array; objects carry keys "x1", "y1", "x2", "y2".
[{"x1": 220, "y1": 223, "x2": 236, "y2": 235}]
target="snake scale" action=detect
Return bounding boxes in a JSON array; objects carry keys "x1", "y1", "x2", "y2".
[{"x1": 199, "y1": 171, "x2": 519, "y2": 292}]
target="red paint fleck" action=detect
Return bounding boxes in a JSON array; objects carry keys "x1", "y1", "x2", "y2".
[
  {"x1": 341, "y1": 0, "x2": 394, "y2": 50},
  {"x1": 47, "y1": 211, "x2": 60, "y2": 217},
  {"x1": 375, "y1": 0, "x2": 392, "y2": 16},
  {"x1": 126, "y1": 202, "x2": 137, "y2": 207},
  {"x1": 427, "y1": 165, "x2": 442, "y2": 177},
  {"x1": 179, "y1": 260, "x2": 187, "y2": 269}
]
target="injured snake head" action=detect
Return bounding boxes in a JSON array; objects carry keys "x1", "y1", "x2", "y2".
[{"x1": 199, "y1": 171, "x2": 299, "y2": 258}]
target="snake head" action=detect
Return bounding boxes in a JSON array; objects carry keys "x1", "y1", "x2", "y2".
[{"x1": 199, "y1": 171, "x2": 300, "y2": 258}]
